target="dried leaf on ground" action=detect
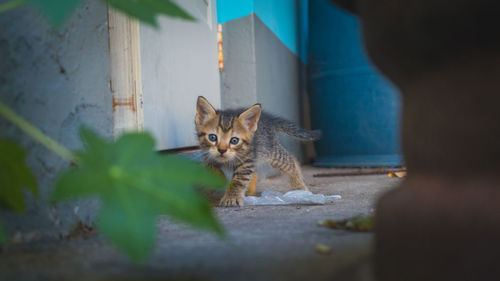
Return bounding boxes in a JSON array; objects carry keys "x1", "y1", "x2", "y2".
[
  {"x1": 388, "y1": 171, "x2": 407, "y2": 178},
  {"x1": 66, "y1": 221, "x2": 96, "y2": 240},
  {"x1": 315, "y1": 243, "x2": 332, "y2": 255},
  {"x1": 317, "y1": 216, "x2": 375, "y2": 232},
  {"x1": 394, "y1": 171, "x2": 407, "y2": 178}
]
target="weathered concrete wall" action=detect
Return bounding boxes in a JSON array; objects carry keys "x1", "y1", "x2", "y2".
[
  {"x1": 219, "y1": 15, "x2": 258, "y2": 108},
  {"x1": 254, "y1": 15, "x2": 303, "y2": 163},
  {"x1": 0, "y1": 1, "x2": 112, "y2": 236},
  {"x1": 217, "y1": 0, "x2": 308, "y2": 62},
  {"x1": 141, "y1": 0, "x2": 222, "y2": 150},
  {"x1": 220, "y1": 13, "x2": 304, "y2": 177}
]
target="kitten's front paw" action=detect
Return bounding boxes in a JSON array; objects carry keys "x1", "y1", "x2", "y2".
[{"x1": 219, "y1": 193, "x2": 244, "y2": 207}]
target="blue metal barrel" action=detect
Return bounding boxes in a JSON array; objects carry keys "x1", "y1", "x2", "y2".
[{"x1": 308, "y1": 0, "x2": 403, "y2": 167}]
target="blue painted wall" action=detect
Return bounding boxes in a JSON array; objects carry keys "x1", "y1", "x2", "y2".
[
  {"x1": 308, "y1": 0, "x2": 403, "y2": 167},
  {"x1": 217, "y1": 0, "x2": 254, "y2": 23},
  {"x1": 217, "y1": 0, "x2": 308, "y2": 62}
]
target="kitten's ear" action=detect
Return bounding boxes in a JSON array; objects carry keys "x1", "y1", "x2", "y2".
[
  {"x1": 238, "y1": 104, "x2": 261, "y2": 133},
  {"x1": 196, "y1": 96, "x2": 217, "y2": 125}
]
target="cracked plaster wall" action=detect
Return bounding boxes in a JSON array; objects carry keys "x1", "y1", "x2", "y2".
[{"x1": 0, "y1": 1, "x2": 112, "y2": 238}]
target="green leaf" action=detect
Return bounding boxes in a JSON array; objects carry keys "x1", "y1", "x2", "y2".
[
  {"x1": 104, "y1": 0, "x2": 195, "y2": 27},
  {"x1": 98, "y1": 196, "x2": 156, "y2": 263},
  {"x1": 160, "y1": 155, "x2": 228, "y2": 188},
  {"x1": 52, "y1": 128, "x2": 226, "y2": 263},
  {"x1": 0, "y1": 139, "x2": 38, "y2": 213},
  {"x1": 0, "y1": 221, "x2": 7, "y2": 245},
  {"x1": 27, "y1": 0, "x2": 83, "y2": 26}
]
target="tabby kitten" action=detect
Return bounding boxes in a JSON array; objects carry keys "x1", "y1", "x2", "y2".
[{"x1": 195, "y1": 96, "x2": 321, "y2": 207}]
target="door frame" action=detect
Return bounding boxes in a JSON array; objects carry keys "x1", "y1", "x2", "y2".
[{"x1": 107, "y1": 7, "x2": 144, "y2": 137}]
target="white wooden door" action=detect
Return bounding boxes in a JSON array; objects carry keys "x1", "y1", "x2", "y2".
[{"x1": 140, "y1": 0, "x2": 220, "y2": 150}]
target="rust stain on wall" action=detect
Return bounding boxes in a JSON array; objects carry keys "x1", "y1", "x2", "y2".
[{"x1": 112, "y1": 93, "x2": 137, "y2": 112}]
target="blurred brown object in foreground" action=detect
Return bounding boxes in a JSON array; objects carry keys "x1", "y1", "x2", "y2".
[{"x1": 330, "y1": 0, "x2": 500, "y2": 280}]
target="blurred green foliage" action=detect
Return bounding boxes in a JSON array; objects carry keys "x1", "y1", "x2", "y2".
[
  {"x1": 0, "y1": 0, "x2": 195, "y2": 26},
  {"x1": 0, "y1": 139, "x2": 38, "y2": 213},
  {"x1": 104, "y1": 0, "x2": 194, "y2": 26},
  {"x1": 27, "y1": 0, "x2": 82, "y2": 25},
  {"x1": 52, "y1": 128, "x2": 226, "y2": 263},
  {"x1": 0, "y1": 139, "x2": 38, "y2": 244},
  {"x1": 0, "y1": 0, "x2": 223, "y2": 264}
]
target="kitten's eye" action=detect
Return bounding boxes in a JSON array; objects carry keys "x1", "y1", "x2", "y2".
[
  {"x1": 230, "y1": 137, "x2": 239, "y2": 145},
  {"x1": 208, "y1": 134, "x2": 217, "y2": 142}
]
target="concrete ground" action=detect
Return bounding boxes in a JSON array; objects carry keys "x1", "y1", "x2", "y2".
[{"x1": 0, "y1": 166, "x2": 401, "y2": 281}]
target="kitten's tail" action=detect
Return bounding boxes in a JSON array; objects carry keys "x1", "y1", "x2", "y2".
[{"x1": 272, "y1": 117, "x2": 322, "y2": 141}]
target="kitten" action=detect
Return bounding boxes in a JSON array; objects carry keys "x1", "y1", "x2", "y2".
[{"x1": 195, "y1": 96, "x2": 321, "y2": 207}]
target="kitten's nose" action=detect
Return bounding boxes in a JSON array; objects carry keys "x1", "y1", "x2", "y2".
[{"x1": 218, "y1": 148, "x2": 227, "y2": 155}]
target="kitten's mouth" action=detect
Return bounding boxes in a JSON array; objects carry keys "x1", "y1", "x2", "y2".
[
  {"x1": 207, "y1": 150, "x2": 233, "y2": 163},
  {"x1": 217, "y1": 155, "x2": 229, "y2": 161},
  {"x1": 215, "y1": 154, "x2": 233, "y2": 162}
]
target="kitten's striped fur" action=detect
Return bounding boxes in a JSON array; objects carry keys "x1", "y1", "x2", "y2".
[{"x1": 195, "y1": 96, "x2": 321, "y2": 207}]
